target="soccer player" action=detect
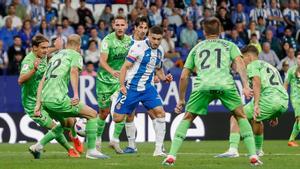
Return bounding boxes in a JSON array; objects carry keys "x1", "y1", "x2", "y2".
[
  {"x1": 19, "y1": 35, "x2": 82, "y2": 158},
  {"x1": 162, "y1": 17, "x2": 262, "y2": 166},
  {"x1": 96, "y1": 15, "x2": 131, "y2": 154},
  {"x1": 34, "y1": 34, "x2": 108, "y2": 159},
  {"x1": 113, "y1": 26, "x2": 172, "y2": 157},
  {"x1": 284, "y1": 53, "x2": 300, "y2": 147},
  {"x1": 216, "y1": 45, "x2": 288, "y2": 158}
]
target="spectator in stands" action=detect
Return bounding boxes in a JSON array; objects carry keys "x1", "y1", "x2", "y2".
[
  {"x1": 204, "y1": 0, "x2": 217, "y2": 14},
  {"x1": 259, "y1": 42, "x2": 280, "y2": 67},
  {"x1": 0, "y1": 0, "x2": 6, "y2": 17},
  {"x1": 7, "y1": 36, "x2": 26, "y2": 66},
  {"x1": 155, "y1": 0, "x2": 165, "y2": 17},
  {"x1": 77, "y1": 0, "x2": 95, "y2": 26},
  {"x1": 283, "y1": 0, "x2": 299, "y2": 28},
  {"x1": 227, "y1": 29, "x2": 245, "y2": 49},
  {"x1": 183, "y1": 0, "x2": 202, "y2": 7},
  {"x1": 283, "y1": 27, "x2": 299, "y2": 50},
  {"x1": 235, "y1": 22, "x2": 249, "y2": 44},
  {"x1": 148, "y1": 3, "x2": 162, "y2": 26},
  {"x1": 164, "y1": 0, "x2": 184, "y2": 27},
  {"x1": 279, "y1": 60, "x2": 289, "y2": 80},
  {"x1": 249, "y1": 33, "x2": 262, "y2": 53},
  {"x1": 18, "y1": 19, "x2": 35, "y2": 50},
  {"x1": 261, "y1": 29, "x2": 284, "y2": 59},
  {"x1": 180, "y1": 20, "x2": 198, "y2": 50},
  {"x1": 0, "y1": 40, "x2": 8, "y2": 75},
  {"x1": 256, "y1": 16, "x2": 266, "y2": 35},
  {"x1": 27, "y1": 0, "x2": 45, "y2": 26},
  {"x1": 37, "y1": 19, "x2": 54, "y2": 39},
  {"x1": 231, "y1": 3, "x2": 249, "y2": 26},
  {"x1": 77, "y1": 24, "x2": 89, "y2": 50},
  {"x1": 161, "y1": 27, "x2": 180, "y2": 59},
  {"x1": 278, "y1": 47, "x2": 297, "y2": 70},
  {"x1": 197, "y1": 7, "x2": 213, "y2": 29},
  {"x1": 247, "y1": 21, "x2": 260, "y2": 40},
  {"x1": 97, "y1": 20, "x2": 109, "y2": 40},
  {"x1": 50, "y1": 24, "x2": 67, "y2": 47},
  {"x1": 249, "y1": 0, "x2": 267, "y2": 24},
  {"x1": 61, "y1": 0, "x2": 79, "y2": 25},
  {"x1": 62, "y1": 17, "x2": 75, "y2": 37},
  {"x1": 117, "y1": 7, "x2": 126, "y2": 18},
  {"x1": 81, "y1": 61, "x2": 97, "y2": 77},
  {"x1": 45, "y1": 0, "x2": 58, "y2": 24},
  {"x1": 99, "y1": 4, "x2": 114, "y2": 25},
  {"x1": 84, "y1": 40, "x2": 100, "y2": 67},
  {"x1": 0, "y1": 17, "x2": 18, "y2": 51},
  {"x1": 127, "y1": 9, "x2": 139, "y2": 33},
  {"x1": 266, "y1": 0, "x2": 284, "y2": 28},
  {"x1": 4, "y1": 4, "x2": 22, "y2": 29},
  {"x1": 7, "y1": 51, "x2": 23, "y2": 75},
  {"x1": 282, "y1": 42, "x2": 291, "y2": 59},
  {"x1": 89, "y1": 27, "x2": 101, "y2": 48},
  {"x1": 216, "y1": 7, "x2": 233, "y2": 33},
  {"x1": 185, "y1": 0, "x2": 202, "y2": 26},
  {"x1": 11, "y1": 0, "x2": 27, "y2": 20},
  {"x1": 134, "y1": 0, "x2": 147, "y2": 16}
]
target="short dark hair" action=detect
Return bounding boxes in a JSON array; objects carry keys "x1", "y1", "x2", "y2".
[
  {"x1": 88, "y1": 39, "x2": 98, "y2": 47},
  {"x1": 32, "y1": 34, "x2": 49, "y2": 47},
  {"x1": 13, "y1": 35, "x2": 21, "y2": 40},
  {"x1": 241, "y1": 45, "x2": 259, "y2": 56},
  {"x1": 135, "y1": 16, "x2": 149, "y2": 27},
  {"x1": 203, "y1": 17, "x2": 221, "y2": 36},
  {"x1": 149, "y1": 26, "x2": 163, "y2": 35}
]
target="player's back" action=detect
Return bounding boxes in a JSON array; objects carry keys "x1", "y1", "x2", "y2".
[
  {"x1": 186, "y1": 39, "x2": 239, "y2": 90},
  {"x1": 42, "y1": 49, "x2": 83, "y2": 103}
]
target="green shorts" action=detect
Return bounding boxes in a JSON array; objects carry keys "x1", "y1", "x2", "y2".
[
  {"x1": 186, "y1": 89, "x2": 242, "y2": 115},
  {"x1": 41, "y1": 97, "x2": 84, "y2": 124},
  {"x1": 291, "y1": 98, "x2": 300, "y2": 117},
  {"x1": 96, "y1": 80, "x2": 120, "y2": 109},
  {"x1": 244, "y1": 93, "x2": 288, "y2": 121},
  {"x1": 26, "y1": 110, "x2": 53, "y2": 129}
]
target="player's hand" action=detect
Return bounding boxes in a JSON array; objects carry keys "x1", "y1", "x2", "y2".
[
  {"x1": 175, "y1": 99, "x2": 185, "y2": 114},
  {"x1": 164, "y1": 74, "x2": 173, "y2": 83},
  {"x1": 54, "y1": 37, "x2": 63, "y2": 50},
  {"x1": 154, "y1": 75, "x2": 160, "y2": 83},
  {"x1": 253, "y1": 104, "x2": 260, "y2": 120},
  {"x1": 71, "y1": 96, "x2": 80, "y2": 106},
  {"x1": 34, "y1": 58, "x2": 41, "y2": 71},
  {"x1": 111, "y1": 70, "x2": 120, "y2": 78},
  {"x1": 120, "y1": 85, "x2": 127, "y2": 95},
  {"x1": 269, "y1": 118, "x2": 278, "y2": 127},
  {"x1": 34, "y1": 102, "x2": 41, "y2": 117},
  {"x1": 243, "y1": 86, "x2": 253, "y2": 100}
]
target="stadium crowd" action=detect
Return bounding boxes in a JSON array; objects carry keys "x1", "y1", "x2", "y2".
[{"x1": 0, "y1": 0, "x2": 299, "y2": 79}]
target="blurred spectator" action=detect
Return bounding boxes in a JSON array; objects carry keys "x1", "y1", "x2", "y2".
[
  {"x1": 99, "y1": 4, "x2": 114, "y2": 25},
  {"x1": 50, "y1": 24, "x2": 67, "y2": 47},
  {"x1": 282, "y1": 27, "x2": 298, "y2": 50},
  {"x1": 261, "y1": 29, "x2": 283, "y2": 59},
  {"x1": 164, "y1": 0, "x2": 184, "y2": 27},
  {"x1": 249, "y1": 33, "x2": 262, "y2": 53},
  {"x1": 283, "y1": 0, "x2": 299, "y2": 28},
  {"x1": 279, "y1": 60, "x2": 289, "y2": 80},
  {"x1": 0, "y1": 40, "x2": 8, "y2": 75},
  {"x1": 7, "y1": 36, "x2": 26, "y2": 66},
  {"x1": 256, "y1": 16, "x2": 266, "y2": 34},
  {"x1": 148, "y1": 3, "x2": 162, "y2": 26},
  {"x1": 247, "y1": 21, "x2": 260, "y2": 40},
  {"x1": 27, "y1": 0, "x2": 45, "y2": 26},
  {"x1": 161, "y1": 28, "x2": 180, "y2": 59},
  {"x1": 155, "y1": 0, "x2": 165, "y2": 17},
  {"x1": 81, "y1": 61, "x2": 97, "y2": 77},
  {"x1": 204, "y1": 0, "x2": 217, "y2": 14},
  {"x1": 84, "y1": 40, "x2": 100, "y2": 66},
  {"x1": 97, "y1": 20, "x2": 109, "y2": 40},
  {"x1": 180, "y1": 20, "x2": 198, "y2": 50},
  {"x1": 266, "y1": 0, "x2": 284, "y2": 28},
  {"x1": 216, "y1": 7, "x2": 233, "y2": 32},
  {"x1": 89, "y1": 27, "x2": 101, "y2": 48},
  {"x1": 134, "y1": 0, "x2": 147, "y2": 16},
  {"x1": 77, "y1": 24, "x2": 89, "y2": 50},
  {"x1": 184, "y1": 0, "x2": 202, "y2": 7},
  {"x1": 278, "y1": 47, "x2": 297, "y2": 70},
  {"x1": 0, "y1": 17, "x2": 18, "y2": 51},
  {"x1": 249, "y1": 0, "x2": 267, "y2": 24},
  {"x1": 4, "y1": 4, "x2": 22, "y2": 29},
  {"x1": 77, "y1": 0, "x2": 95, "y2": 26},
  {"x1": 37, "y1": 19, "x2": 54, "y2": 39},
  {"x1": 127, "y1": 9, "x2": 139, "y2": 34},
  {"x1": 282, "y1": 42, "x2": 291, "y2": 59},
  {"x1": 45, "y1": 0, "x2": 58, "y2": 24},
  {"x1": 61, "y1": 0, "x2": 79, "y2": 25},
  {"x1": 62, "y1": 17, "x2": 75, "y2": 37},
  {"x1": 7, "y1": 51, "x2": 23, "y2": 75},
  {"x1": 117, "y1": 7, "x2": 126, "y2": 18},
  {"x1": 185, "y1": 0, "x2": 202, "y2": 26},
  {"x1": 227, "y1": 29, "x2": 245, "y2": 49},
  {"x1": 197, "y1": 7, "x2": 213, "y2": 29},
  {"x1": 18, "y1": 20, "x2": 35, "y2": 49},
  {"x1": 231, "y1": 3, "x2": 249, "y2": 26},
  {"x1": 11, "y1": 0, "x2": 27, "y2": 20},
  {"x1": 235, "y1": 22, "x2": 249, "y2": 44},
  {"x1": 259, "y1": 42, "x2": 280, "y2": 67},
  {"x1": 0, "y1": 0, "x2": 6, "y2": 17},
  {"x1": 5, "y1": 0, "x2": 30, "y2": 6}
]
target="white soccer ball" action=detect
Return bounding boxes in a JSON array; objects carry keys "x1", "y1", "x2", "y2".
[{"x1": 74, "y1": 118, "x2": 87, "y2": 137}]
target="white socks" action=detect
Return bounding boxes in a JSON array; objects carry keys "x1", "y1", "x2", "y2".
[
  {"x1": 153, "y1": 117, "x2": 166, "y2": 151},
  {"x1": 125, "y1": 122, "x2": 136, "y2": 148}
]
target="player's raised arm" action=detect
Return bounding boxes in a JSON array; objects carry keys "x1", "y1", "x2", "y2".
[{"x1": 18, "y1": 58, "x2": 40, "y2": 85}]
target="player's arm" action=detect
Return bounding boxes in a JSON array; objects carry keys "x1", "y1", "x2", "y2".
[
  {"x1": 233, "y1": 56, "x2": 252, "y2": 99},
  {"x1": 70, "y1": 66, "x2": 80, "y2": 105},
  {"x1": 252, "y1": 76, "x2": 261, "y2": 119},
  {"x1": 34, "y1": 75, "x2": 46, "y2": 116},
  {"x1": 18, "y1": 58, "x2": 41, "y2": 85},
  {"x1": 119, "y1": 60, "x2": 134, "y2": 95},
  {"x1": 99, "y1": 52, "x2": 119, "y2": 77},
  {"x1": 155, "y1": 68, "x2": 173, "y2": 83},
  {"x1": 175, "y1": 68, "x2": 191, "y2": 114},
  {"x1": 284, "y1": 68, "x2": 292, "y2": 90}
]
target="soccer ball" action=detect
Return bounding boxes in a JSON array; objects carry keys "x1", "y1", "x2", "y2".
[{"x1": 74, "y1": 118, "x2": 87, "y2": 137}]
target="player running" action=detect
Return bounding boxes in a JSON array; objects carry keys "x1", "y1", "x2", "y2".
[
  {"x1": 162, "y1": 17, "x2": 262, "y2": 166},
  {"x1": 216, "y1": 45, "x2": 288, "y2": 158},
  {"x1": 34, "y1": 34, "x2": 109, "y2": 159},
  {"x1": 96, "y1": 15, "x2": 132, "y2": 154},
  {"x1": 113, "y1": 26, "x2": 172, "y2": 157},
  {"x1": 19, "y1": 35, "x2": 83, "y2": 158},
  {"x1": 284, "y1": 52, "x2": 300, "y2": 147}
]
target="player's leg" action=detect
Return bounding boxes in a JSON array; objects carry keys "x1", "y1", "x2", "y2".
[
  {"x1": 288, "y1": 100, "x2": 300, "y2": 146},
  {"x1": 65, "y1": 118, "x2": 84, "y2": 154},
  {"x1": 124, "y1": 112, "x2": 138, "y2": 153},
  {"x1": 252, "y1": 120, "x2": 264, "y2": 156}
]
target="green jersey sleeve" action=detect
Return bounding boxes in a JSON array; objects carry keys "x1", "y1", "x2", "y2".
[
  {"x1": 247, "y1": 62, "x2": 261, "y2": 79},
  {"x1": 184, "y1": 47, "x2": 196, "y2": 70},
  {"x1": 285, "y1": 67, "x2": 294, "y2": 84},
  {"x1": 20, "y1": 58, "x2": 34, "y2": 74},
  {"x1": 230, "y1": 43, "x2": 242, "y2": 60},
  {"x1": 100, "y1": 37, "x2": 109, "y2": 54},
  {"x1": 71, "y1": 52, "x2": 83, "y2": 71}
]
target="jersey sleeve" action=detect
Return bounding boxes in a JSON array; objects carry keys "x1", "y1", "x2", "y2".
[
  {"x1": 100, "y1": 36, "x2": 109, "y2": 54},
  {"x1": 71, "y1": 52, "x2": 83, "y2": 71},
  {"x1": 284, "y1": 67, "x2": 293, "y2": 84},
  {"x1": 184, "y1": 46, "x2": 196, "y2": 70},
  {"x1": 247, "y1": 62, "x2": 261, "y2": 79},
  {"x1": 126, "y1": 42, "x2": 141, "y2": 63},
  {"x1": 230, "y1": 43, "x2": 242, "y2": 60},
  {"x1": 20, "y1": 58, "x2": 34, "y2": 75}
]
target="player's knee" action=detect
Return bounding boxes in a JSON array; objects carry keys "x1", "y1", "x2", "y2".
[
  {"x1": 296, "y1": 116, "x2": 300, "y2": 121},
  {"x1": 126, "y1": 114, "x2": 135, "y2": 122},
  {"x1": 99, "y1": 108, "x2": 110, "y2": 119},
  {"x1": 183, "y1": 112, "x2": 196, "y2": 121}
]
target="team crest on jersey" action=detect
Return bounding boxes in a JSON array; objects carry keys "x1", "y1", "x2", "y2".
[
  {"x1": 22, "y1": 64, "x2": 29, "y2": 70},
  {"x1": 102, "y1": 41, "x2": 108, "y2": 50}
]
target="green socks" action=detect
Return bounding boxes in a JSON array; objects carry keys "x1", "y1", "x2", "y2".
[
  {"x1": 169, "y1": 120, "x2": 191, "y2": 156},
  {"x1": 289, "y1": 121, "x2": 300, "y2": 141},
  {"x1": 86, "y1": 118, "x2": 98, "y2": 149},
  {"x1": 238, "y1": 118, "x2": 256, "y2": 156},
  {"x1": 40, "y1": 130, "x2": 56, "y2": 146},
  {"x1": 97, "y1": 118, "x2": 106, "y2": 138},
  {"x1": 229, "y1": 133, "x2": 240, "y2": 149},
  {"x1": 113, "y1": 121, "x2": 125, "y2": 141},
  {"x1": 254, "y1": 134, "x2": 263, "y2": 151},
  {"x1": 70, "y1": 126, "x2": 77, "y2": 138}
]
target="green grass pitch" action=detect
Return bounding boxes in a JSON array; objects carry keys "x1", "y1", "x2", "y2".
[{"x1": 0, "y1": 141, "x2": 299, "y2": 169}]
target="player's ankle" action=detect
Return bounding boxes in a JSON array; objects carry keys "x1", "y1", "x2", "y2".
[{"x1": 228, "y1": 147, "x2": 238, "y2": 153}]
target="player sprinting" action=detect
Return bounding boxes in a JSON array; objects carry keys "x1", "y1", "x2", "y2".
[
  {"x1": 34, "y1": 34, "x2": 109, "y2": 159},
  {"x1": 162, "y1": 17, "x2": 263, "y2": 166},
  {"x1": 113, "y1": 26, "x2": 172, "y2": 157},
  {"x1": 216, "y1": 45, "x2": 288, "y2": 158},
  {"x1": 19, "y1": 35, "x2": 82, "y2": 158},
  {"x1": 284, "y1": 53, "x2": 300, "y2": 147},
  {"x1": 96, "y1": 15, "x2": 132, "y2": 154}
]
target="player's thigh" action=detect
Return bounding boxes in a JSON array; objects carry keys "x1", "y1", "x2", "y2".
[
  {"x1": 219, "y1": 89, "x2": 242, "y2": 112},
  {"x1": 114, "y1": 90, "x2": 140, "y2": 115},
  {"x1": 186, "y1": 90, "x2": 214, "y2": 115},
  {"x1": 96, "y1": 82, "x2": 119, "y2": 110},
  {"x1": 243, "y1": 100, "x2": 255, "y2": 120},
  {"x1": 30, "y1": 110, "x2": 55, "y2": 129},
  {"x1": 142, "y1": 86, "x2": 164, "y2": 117}
]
